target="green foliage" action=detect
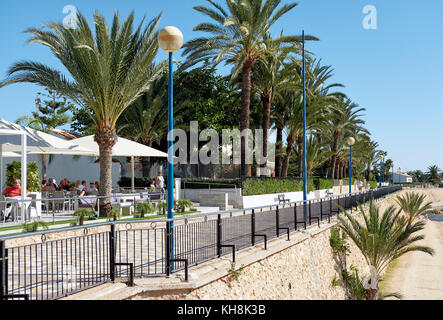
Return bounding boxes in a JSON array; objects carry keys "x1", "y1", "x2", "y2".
[
  {"x1": 135, "y1": 202, "x2": 155, "y2": 218},
  {"x1": 6, "y1": 161, "x2": 41, "y2": 192},
  {"x1": 337, "y1": 199, "x2": 434, "y2": 295},
  {"x1": 369, "y1": 180, "x2": 378, "y2": 189},
  {"x1": 227, "y1": 263, "x2": 244, "y2": 283},
  {"x1": 107, "y1": 209, "x2": 121, "y2": 222},
  {"x1": 395, "y1": 192, "x2": 437, "y2": 226},
  {"x1": 242, "y1": 178, "x2": 314, "y2": 196},
  {"x1": 73, "y1": 209, "x2": 95, "y2": 226},
  {"x1": 314, "y1": 178, "x2": 333, "y2": 190},
  {"x1": 22, "y1": 220, "x2": 48, "y2": 233},
  {"x1": 329, "y1": 227, "x2": 349, "y2": 257},
  {"x1": 181, "y1": 178, "x2": 241, "y2": 189},
  {"x1": 174, "y1": 199, "x2": 195, "y2": 213},
  {"x1": 157, "y1": 201, "x2": 167, "y2": 214}
]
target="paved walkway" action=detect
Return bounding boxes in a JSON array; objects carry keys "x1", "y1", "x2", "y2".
[{"x1": 382, "y1": 219, "x2": 443, "y2": 299}]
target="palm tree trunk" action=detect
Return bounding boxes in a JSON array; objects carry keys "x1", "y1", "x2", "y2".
[
  {"x1": 40, "y1": 154, "x2": 47, "y2": 181},
  {"x1": 240, "y1": 62, "x2": 253, "y2": 178},
  {"x1": 95, "y1": 127, "x2": 117, "y2": 217},
  {"x1": 260, "y1": 94, "x2": 271, "y2": 177},
  {"x1": 281, "y1": 133, "x2": 295, "y2": 177},
  {"x1": 275, "y1": 126, "x2": 283, "y2": 177},
  {"x1": 330, "y1": 132, "x2": 340, "y2": 179}
]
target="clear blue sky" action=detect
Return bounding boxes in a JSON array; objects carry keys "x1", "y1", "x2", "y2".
[{"x1": 0, "y1": 0, "x2": 442, "y2": 173}]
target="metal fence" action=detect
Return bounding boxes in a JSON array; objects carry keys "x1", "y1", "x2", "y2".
[{"x1": 0, "y1": 186, "x2": 402, "y2": 300}]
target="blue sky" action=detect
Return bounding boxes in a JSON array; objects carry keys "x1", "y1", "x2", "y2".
[{"x1": 0, "y1": 0, "x2": 442, "y2": 173}]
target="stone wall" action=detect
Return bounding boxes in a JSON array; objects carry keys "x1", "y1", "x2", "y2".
[{"x1": 132, "y1": 223, "x2": 368, "y2": 300}]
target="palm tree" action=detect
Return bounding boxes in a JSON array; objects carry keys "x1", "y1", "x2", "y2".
[
  {"x1": 326, "y1": 98, "x2": 368, "y2": 179},
  {"x1": 337, "y1": 199, "x2": 434, "y2": 300},
  {"x1": 426, "y1": 165, "x2": 441, "y2": 183},
  {"x1": 1, "y1": 12, "x2": 163, "y2": 215},
  {"x1": 181, "y1": 0, "x2": 316, "y2": 177},
  {"x1": 251, "y1": 34, "x2": 297, "y2": 176},
  {"x1": 396, "y1": 192, "x2": 436, "y2": 226}
]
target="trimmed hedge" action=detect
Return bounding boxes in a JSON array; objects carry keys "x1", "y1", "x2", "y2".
[
  {"x1": 242, "y1": 178, "x2": 315, "y2": 196},
  {"x1": 181, "y1": 178, "x2": 241, "y2": 189}
]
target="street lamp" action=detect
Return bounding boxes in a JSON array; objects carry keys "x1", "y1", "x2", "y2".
[
  {"x1": 347, "y1": 137, "x2": 355, "y2": 194},
  {"x1": 158, "y1": 26, "x2": 183, "y2": 273},
  {"x1": 378, "y1": 155, "x2": 384, "y2": 188}
]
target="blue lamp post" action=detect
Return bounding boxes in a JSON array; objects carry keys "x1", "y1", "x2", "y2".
[
  {"x1": 347, "y1": 137, "x2": 355, "y2": 194},
  {"x1": 302, "y1": 30, "x2": 308, "y2": 222},
  {"x1": 158, "y1": 26, "x2": 183, "y2": 273}
]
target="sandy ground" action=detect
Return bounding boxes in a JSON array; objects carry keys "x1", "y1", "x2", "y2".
[{"x1": 381, "y1": 188, "x2": 443, "y2": 300}]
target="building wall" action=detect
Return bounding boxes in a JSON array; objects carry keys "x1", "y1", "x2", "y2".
[{"x1": 1, "y1": 154, "x2": 121, "y2": 188}]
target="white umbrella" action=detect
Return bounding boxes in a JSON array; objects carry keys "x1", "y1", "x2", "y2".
[
  {"x1": 70, "y1": 135, "x2": 168, "y2": 191},
  {"x1": 0, "y1": 118, "x2": 93, "y2": 155}
]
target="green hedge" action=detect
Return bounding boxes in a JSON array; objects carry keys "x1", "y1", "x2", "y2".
[
  {"x1": 181, "y1": 178, "x2": 241, "y2": 189},
  {"x1": 369, "y1": 180, "x2": 378, "y2": 189},
  {"x1": 242, "y1": 178, "x2": 315, "y2": 196},
  {"x1": 314, "y1": 178, "x2": 333, "y2": 190},
  {"x1": 118, "y1": 176, "x2": 167, "y2": 188}
]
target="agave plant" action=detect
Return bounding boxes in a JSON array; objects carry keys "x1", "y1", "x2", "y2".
[{"x1": 337, "y1": 199, "x2": 434, "y2": 300}]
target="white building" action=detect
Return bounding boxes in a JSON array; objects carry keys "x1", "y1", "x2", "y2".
[{"x1": 393, "y1": 171, "x2": 413, "y2": 183}]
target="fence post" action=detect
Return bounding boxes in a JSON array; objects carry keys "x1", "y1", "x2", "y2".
[
  {"x1": 109, "y1": 224, "x2": 116, "y2": 282},
  {"x1": 294, "y1": 204, "x2": 297, "y2": 230},
  {"x1": 166, "y1": 222, "x2": 171, "y2": 276},
  {"x1": 251, "y1": 209, "x2": 255, "y2": 246},
  {"x1": 0, "y1": 240, "x2": 6, "y2": 299},
  {"x1": 276, "y1": 206, "x2": 280, "y2": 237},
  {"x1": 217, "y1": 214, "x2": 222, "y2": 258},
  {"x1": 320, "y1": 198, "x2": 323, "y2": 221}
]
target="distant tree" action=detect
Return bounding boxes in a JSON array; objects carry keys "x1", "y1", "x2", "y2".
[
  {"x1": 407, "y1": 170, "x2": 426, "y2": 183},
  {"x1": 426, "y1": 165, "x2": 441, "y2": 183}
]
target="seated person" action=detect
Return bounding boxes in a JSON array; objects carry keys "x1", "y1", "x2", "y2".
[
  {"x1": 95, "y1": 181, "x2": 100, "y2": 191},
  {"x1": 49, "y1": 178, "x2": 58, "y2": 190},
  {"x1": 75, "y1": 180, "x2": 85, "y2": 196},
  {"x1": 87, "y1": 181, "x2": 98, "y2": 194},
  {"x1": 41, "y1": 179, "x2": 47, "y2": 190},
  {"x1": 3, "y1": 179, "x2": 30, "y2": 197},
  {"x1": 42, "y1": 180, "x2": 57, "y2": 192}
]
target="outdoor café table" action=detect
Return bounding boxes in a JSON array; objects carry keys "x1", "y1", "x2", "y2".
[{"x1": 6, "y1": 196, "x2": 33, "y2": 222}]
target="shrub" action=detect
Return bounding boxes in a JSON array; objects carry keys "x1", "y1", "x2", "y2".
[
  {"x1": 135, "y1": 202, "x2": 155, "y2": 218},
  {"x1": 157, "y1": 201, "x2": 167, "y2": 214},
  {"x1": 74, "y1": 209, "x2": 95, "y2": 226},
  {"x1": 242, "y1": 178, "x2": 314, "y2": 196},
  {"x1": 107, "y1": 209, "x2": 121, "y2": 222},
  {"x1": 369, "y1": 180, "x2": 378, "y2": 189},
  {"x1": 174, "y1": 199, "x2": 195, "y2": 213},
  {"x1": 6, "y1": 161, "x2": 41, "y2": 192},
  {"x1": 181, "y1": 178, "x2": 241, "y2": 189},
  {"x1": 22, "y1": 220, "x2": 48, "y2": 233}
]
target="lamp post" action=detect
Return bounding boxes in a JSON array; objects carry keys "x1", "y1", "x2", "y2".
[
  {"x1": 158, "y1": 26, "x2": 183, "y2": 273},
  {"x1": 302, "y1": 30, "x2": 308, "y2": 223},
  {"x1": 378, "y1": 155, "x2": 384, "y2": 188},
  {"x1": 347, "y1": 137, "x2": 355, "y2": 194}
]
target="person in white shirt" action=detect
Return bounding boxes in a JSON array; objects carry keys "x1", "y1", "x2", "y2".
[{"x1": 155, "y1": 171, "x2": 165, "y2": 192}]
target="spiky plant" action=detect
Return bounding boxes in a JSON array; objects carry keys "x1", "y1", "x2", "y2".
[{"x1": 337, "y1": 199, "x2": 434, "y2": 300}]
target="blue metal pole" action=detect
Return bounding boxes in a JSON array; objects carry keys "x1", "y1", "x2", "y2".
[
  {"x1": 349, "y1": 145, "x2": 352, "y2": 194},
  {"x1": 302, "y1": 30, "x2": 308, "y2": 222},
  {"x1": 167, "y1": 52, "x2": 174, "y2": 271},
  {"x1": 381, "y1": 160, "x2": 384, "y2": 188}
]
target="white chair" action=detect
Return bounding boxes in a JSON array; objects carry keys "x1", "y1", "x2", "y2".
[{"x1": 0, "y1": 195, "x2": 14, "y2": 223}]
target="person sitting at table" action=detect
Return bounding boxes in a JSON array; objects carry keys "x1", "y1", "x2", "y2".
[
  {"x1": 42, "y1": 180, "x2": 57, "y2": 192},
  {"x1": 75, "y1": 180, "x2": 85, "y2": 196},
  {"x1": 88, "y1": 181, "x2": 98, "y2": 193},
  {"x1": 41, "y1": 179, "x2": 47, "y2": 190},
  {"x1": 2, "y1": 179, "x2": 30, "y2": 197},
  {"x1": 59, "y1": 178, "x2": 71, "y2": 191},
  {"x1": 95, "y1": 181, "x2": 100, "y2": 191},
  {"x1": 49, "y1": 178, "x2": 58, "y2": 190}
]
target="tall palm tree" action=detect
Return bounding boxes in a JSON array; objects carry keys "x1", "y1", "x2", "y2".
[
  {"x1": 326, "y1": 98, "x2": 368, "y2": 179},
  {"x1": 1, "y1": 12, "x2": 163, "y2": 215},
  {"x1": 181, "y1": 0, "x2": 315, "y2": 177},
  {"x1": 338, "y1": 199, "x2": 434, "y2": 300},
  {"x1": 251, "y1": 34, "x2": 297, "y2": 176}
]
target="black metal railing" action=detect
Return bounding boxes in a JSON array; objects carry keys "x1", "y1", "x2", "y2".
[{"x1": 0, "y1": 186, "x2": 402, "y2": 300}]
